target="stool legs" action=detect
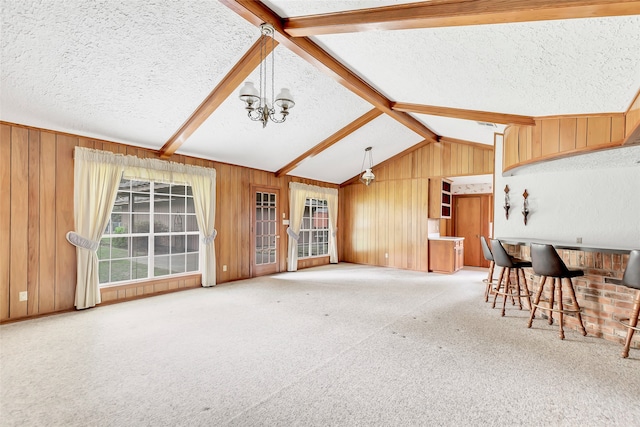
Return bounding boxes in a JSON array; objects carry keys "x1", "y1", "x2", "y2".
[
  {"x1": 484, "y1": 261, "x2": 495, "y2": 302},
  {"x1": 564, "y1": 278, "x2": 587, "y2": 337},
  {"x1": 492, "y1": 267, "x2": 531, "y2": 317},
  {"x1": 621, "y1": 290, "x2": 640, "y2": 358},
  {"x1": 527, "y1": 275, "x2": 586, "y2": 340}
]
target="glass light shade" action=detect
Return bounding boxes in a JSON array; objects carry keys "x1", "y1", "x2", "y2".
[
  {"x1": 360, "y1": 168, "x2": 375, "y2": 185},
  {"x1": 274, "y1": 88, "x2": 295, "y2": 110},
  {"x1": 239, "y1": 81, "x2": 260, "y2": 104}
]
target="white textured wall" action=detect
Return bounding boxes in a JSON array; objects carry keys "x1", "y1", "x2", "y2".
[{"x1": 493, "y1": 134, "x2": 640, "y2": 248}]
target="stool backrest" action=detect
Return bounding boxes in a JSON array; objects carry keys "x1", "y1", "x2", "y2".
[
  {"x1": 490, "y1": 239, "x2": 514, "y2": 268},
  {"x1": 531, "y1": 243, "x2": 569, "y2": 277},
  {"x1": 481, "y1": 236, "x2": 493, "y2": 262},
  {"x1": 622, "y1": 250, "x2": 640, "y2": 290}
]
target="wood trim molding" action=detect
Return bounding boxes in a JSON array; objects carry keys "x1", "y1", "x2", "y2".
[
  {"x1": 284, "y1": 0, "x2": 640, "y2": 37},
  {"x1": 392, "y1": 102, "x2": 536, "y2": 126},
  {"x1": 503, "y1": 140, "x2": 624, "y2": 173},
  {"x1": 625, "y1": 86, "x2": 640, "y2": 114},
  {"x1": 276, "y1": 109, "x2": 382, "y2": 177},
  {"x1": 220, "y1": 0, "x2": 439, "y2": 143},
  {"x1": 159, "y1": 36, "x2": 276, "y2": 158}
]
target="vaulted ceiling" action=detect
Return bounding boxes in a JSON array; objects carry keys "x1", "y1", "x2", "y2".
[{"x1": 2, "y1": 1, "x2": 640, "y2": 184}]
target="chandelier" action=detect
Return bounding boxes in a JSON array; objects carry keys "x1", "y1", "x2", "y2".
[
  {"x1": 238, "y1": 23, "x2": 295, "y2": 128},
  {"x1": 360, "y1": 147, "x2": 375, "y2": 186}
]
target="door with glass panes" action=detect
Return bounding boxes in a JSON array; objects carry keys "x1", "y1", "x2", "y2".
[{"x1": 251, "y1": 187, "x2": 280, "y2": 276}]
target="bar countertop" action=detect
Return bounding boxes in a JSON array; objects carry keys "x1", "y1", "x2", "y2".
[{"x1": 496, "y1": 237, "x2": 637, "y2": 254}]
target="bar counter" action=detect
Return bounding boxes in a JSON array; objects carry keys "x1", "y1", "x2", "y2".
[{"x1": 495, "y1": 237, "x2": 639, "y2": 350}]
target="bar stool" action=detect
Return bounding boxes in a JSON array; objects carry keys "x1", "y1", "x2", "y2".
[
  {"x1": 490, "y1": 239, "x2": 532, "y2": 316},
  {"x1": 527, "y1": 243, "x2": 587, "y2": 340},
  {"x1": 481, "y1": 236, "x2": 495, "y2": 302},
  {"x1": 619, "y1": 249, "x2": 640, "y2": 358}
]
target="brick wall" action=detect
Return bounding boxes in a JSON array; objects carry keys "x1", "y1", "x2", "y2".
[{"x1": 503, "y1": 244, "x2": 639, "y2": 350}]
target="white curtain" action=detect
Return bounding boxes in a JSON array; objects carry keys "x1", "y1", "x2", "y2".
[
  {"x1": 287, "y1": 182, "x2": 339, "y2": 271},
  {"x1": 70, "y1": 148, "x2": 217, "y2": 307},
  {"x1": 189, "y1": 172, "x2": 217, "y2": 287},
  {"x1": 72, "y1": 148, "x2": 125, "y2": 309}
]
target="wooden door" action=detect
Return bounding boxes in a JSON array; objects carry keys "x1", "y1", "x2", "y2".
[
  {"x1": 251, "y1": 187, "x2": 280, "y2": 277},
  {"x1": 455, "y1": 196, "x2": 482, "y2": 267}
]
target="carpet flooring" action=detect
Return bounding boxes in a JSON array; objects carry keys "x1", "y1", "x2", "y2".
[{"x1": 1, "y1": 263, "x2": 638, "y2": 426}]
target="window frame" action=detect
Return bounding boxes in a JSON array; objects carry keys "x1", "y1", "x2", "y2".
[
  {"x1": 297, "y1": 197, "x2": 330, "y2": 259},
  {"x1": 98, "y1": 178, "x2": 200, "y2": 287}
]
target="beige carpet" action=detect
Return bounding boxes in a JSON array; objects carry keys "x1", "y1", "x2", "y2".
[{"x1": 1, "y1": 263, "x2": 638, "y2": 426}]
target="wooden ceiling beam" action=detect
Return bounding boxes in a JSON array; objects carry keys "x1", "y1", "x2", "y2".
[
  {"x1": 284, "y1": 0, "x2": 640, "y2": 37},
  {"x1": 220, "y1": 0, "x2": 439, "y2": 143},
  {"x1": 276, "y1": 108, "x2": 382, "y2": 177},
  {"x1": 392, "y1": 102, "x2": 536, "y2": 126},
  {"x1": 159, "y1": 37, "x2": 276, "y2": 158}
]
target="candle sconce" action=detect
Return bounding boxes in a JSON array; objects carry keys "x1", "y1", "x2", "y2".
[
  {"x1": 504, "y1": 185, "x2": 510, "y2": 220},
  {"x1": 522, "y1": 189, "x2": 529, "y2": 225}
]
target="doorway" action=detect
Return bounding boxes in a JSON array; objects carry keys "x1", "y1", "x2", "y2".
[
  {"x1": 454, "y1": 194, "x2": 493, "y2": 267},
  {"x1": 251, "y1": 186, "x2": 280, "y2": 276}
]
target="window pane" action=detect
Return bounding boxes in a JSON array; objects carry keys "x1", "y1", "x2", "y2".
[
  {"x1": 269, "y1": 208, "x2": 275, "y2": 221},
  {"x1": 256, "y1": 193, "x2": 261, "y2": 204},
  {"x1": 269, "y1": 249, "x2": 276, "y2": 263},
  {"x1": 256, "y1": 207, "x2": 262, "y2": 221},
  {"x1": 172, "y1": 215, "x2": 185, "y2": 232},
  {"x1": 154, "y1": 256, "x2": 170, "y2": 276},
  {"x1": 131, "y1": 180, "x2": 150, "y2": 193},
  {"x1": 187, "y1": 235, "x2": 199, "y2": 252},
  {"x1": 186, "y1": 215, "x2": 198, "y2": 232},
  {"x1": 132, "y1": 194, "x2": 149, "y2": 212},
  {"x1": 111, "y1": 259, "x2": 131, "y2": 282},
  {"x1": 132, "y1": 236, "x2": 148, "y2": 257},
  {"x1": 111, "y1": 236, "x2": 129, "y2": 258},
  {"x1": 155, "y1": 194, "x2": 170, "y2": 213},
  {"x1": 186, "y1": 197, "x2": 195, "y2": 213},
  {"x1": 171, "y1": 254, "x2": 185, "y2": 274},
  {"x1": 156, "y1": 182, "x2": 170, "y2": 194},
  {"x1": 112, "y1": 192, "x2": 130, "y2": 213},
  {"x1": 118, "y1": 179, "x2": 131, "y2": 191},
  {"x1": 132, "y1": 257, "x2": 148, "y2": 280},
  {"x1": 171, "y1": 196, "x2": 185, "y2": 213},
  {"x1": 186, "y1": 253, "x2": 199, "y2": 272},
  {"x1": 155, "y1": 214, "x2": 170, "y2": 232},
  {"x1": 132, "y1": 214, "x2": 150, "y2": 233},
  {"x1": 155, "y1": 236, "x2": 170, "y2": 255},
  {"x1": 171, "y1": 184, "x2": 186, "y2": 195},
  {"x1": 98, "y1": 238, "x2": 110, "y2": 260},
  {"x1": 186, "y1": 186, "x2": 193, "y2": 196},
  {"x1": 99, "y1": 261, "x2": 109, "y2": 284},
  {"x1": 171, "y1": 235, "x2": 185, "y2": 254}
]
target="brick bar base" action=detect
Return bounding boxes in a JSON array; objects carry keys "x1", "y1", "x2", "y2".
[{"x1": 504, "y1": 244, "x2": 639, "y2": 350}]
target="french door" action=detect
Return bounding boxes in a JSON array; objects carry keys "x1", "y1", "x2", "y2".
[{"x1": 251, "y1": 187, "x2": 280, "y2": 276}]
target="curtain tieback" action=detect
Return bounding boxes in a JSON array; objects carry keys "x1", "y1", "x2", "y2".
[
  {"x1": 286, "y1": 227, "x2": 299, "y2": 241},
  {"x1": 202, "y1": 229, "x2": 217, "y2": 245},
  {"x1": 66, "y1": 231, "x2": 100, "y2": 251}
]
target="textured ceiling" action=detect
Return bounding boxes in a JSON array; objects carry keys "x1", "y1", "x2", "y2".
[{"x1": 2, "y1": 1, "x2": 639, "y2": 185}]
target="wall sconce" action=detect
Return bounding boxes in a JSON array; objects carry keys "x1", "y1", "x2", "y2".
[
  {"x1": 504, "y1": 185, "x2": 510, "y2": 220},
  {"x1": 522, "y1": 189, "x2": 529, "y2": 225}
]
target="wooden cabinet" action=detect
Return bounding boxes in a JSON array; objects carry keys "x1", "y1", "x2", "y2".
[
  {"x1": 428, "y1": 238, "x2": 464, "y2": 274},
  {"x1": 428, "y1": 178, "x2": 452, "y2": 219}
]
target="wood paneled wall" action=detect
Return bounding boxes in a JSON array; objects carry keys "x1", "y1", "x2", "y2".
[
  {"x1": 503, "y1": 113, "x2": 626, "y2": 171},
  {"x1": 626, "y1": 89, "x2": 640, "y2": 140},
  {"x1": 338, "y1": 140, "x2": 494, "y2": 270},
  {"x1": 1, "y1": 122, "x2": 336, "y2": 321}
]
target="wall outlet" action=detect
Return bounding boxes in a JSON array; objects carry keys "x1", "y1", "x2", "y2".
[
  {"x1": 576, "y1": 237, "x2": 582, "y2": 244},
  {"x1": 222, "y1": 265, "x2": 227, "y2": 272},
  {"x1": 19, "y1": 291, "x2": 28, "y2": 301},
  {"x1": 384, "y1": 253, "x2": 389, "y2": 259}
]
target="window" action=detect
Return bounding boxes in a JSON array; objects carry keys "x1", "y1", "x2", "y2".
[
  {"x1": 98, "y1": 179, "x2": 199, "y2": 285},
  {"x1": 298, "y1": 198, "x2": 329, "y2": 258}
]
